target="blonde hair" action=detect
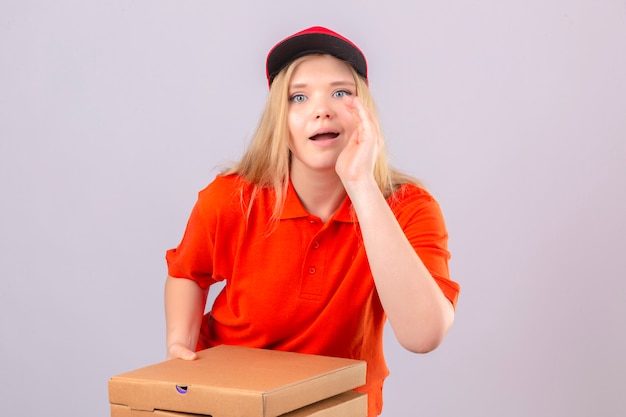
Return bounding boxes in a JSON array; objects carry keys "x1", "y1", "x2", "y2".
[{"x1": 223, "y1": 54, "x2": 420, "y2": 224}]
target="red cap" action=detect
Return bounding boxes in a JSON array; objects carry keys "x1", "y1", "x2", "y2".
[{"x1": 266, "y1": 26, "x2": 368, "y2": 87}]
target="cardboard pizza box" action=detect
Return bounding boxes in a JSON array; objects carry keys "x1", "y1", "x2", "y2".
[
  {"x1": 110, "y1": 390, "x2": 367, "y2": 417},
  {"x1": 109, "y1": 345, "x2": 366, "y2": 417}
]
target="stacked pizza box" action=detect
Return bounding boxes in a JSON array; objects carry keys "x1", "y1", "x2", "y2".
[{"x1": 109, "y1": 345, "x2": 367, "y2": 417}]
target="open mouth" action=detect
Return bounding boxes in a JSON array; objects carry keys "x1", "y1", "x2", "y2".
[{"x1": 309, "y1": 131, "x2": 340, "y2": 141}]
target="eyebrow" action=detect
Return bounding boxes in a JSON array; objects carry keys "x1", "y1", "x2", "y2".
[{"x1": 289, "y1": 80, "x2": 356, "y2": 89}]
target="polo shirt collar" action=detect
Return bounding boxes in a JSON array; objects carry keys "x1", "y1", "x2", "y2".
[{"x1": 280, "y1": 181, "x2": 356, "y2": 223}]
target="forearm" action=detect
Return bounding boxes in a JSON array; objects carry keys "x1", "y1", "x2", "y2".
[
  {"x1": 347, "y1": 180, "x2": 454, "y2": 353},
  {"x1": 164, "y1": 275, "x2": 208, "y2": 356}
]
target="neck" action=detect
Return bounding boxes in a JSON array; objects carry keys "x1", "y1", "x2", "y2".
[{"x1": 290, "y1": 168, "x2": 346, "y2": 223}]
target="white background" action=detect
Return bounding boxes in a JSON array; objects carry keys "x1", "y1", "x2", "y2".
[{"x1": 1, "y1": 1, "x2": 625, "y2": 416}]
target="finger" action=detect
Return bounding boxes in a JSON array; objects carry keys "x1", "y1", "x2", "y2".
[
  {"x1": 168, "y1": 343, "x2": 198, "y2": 361},
  {"x1": 344, "y1": 95, "x2": 366, "y2": 124},
  {"x1": 344, "y1": 96, "x2": 380, "y2": 144}
]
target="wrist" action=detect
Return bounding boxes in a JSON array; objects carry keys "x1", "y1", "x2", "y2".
[{"x1": 344, "y1": 178, "x2": 381, "y2": 209}]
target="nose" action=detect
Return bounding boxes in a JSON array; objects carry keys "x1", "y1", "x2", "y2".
[
  {"x1": 313, "y1": 97, "x2": 335, "y2": 120},
  {"x1": 315, "y1": 109, "x2": 332, "y2": 119}
]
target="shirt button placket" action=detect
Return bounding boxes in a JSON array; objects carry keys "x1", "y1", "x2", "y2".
[
  {"x1": 309, "y1": 240, "x2": 321, "y2": 275},
  {"x1": 300, "y1": 222, "x2": 325, "y2": 297}
]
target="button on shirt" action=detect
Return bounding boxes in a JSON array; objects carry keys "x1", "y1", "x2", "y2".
[{"x1": 166, "y1": 174, "x2": 460, "y2": 417}]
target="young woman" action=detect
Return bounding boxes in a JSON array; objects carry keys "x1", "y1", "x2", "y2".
[{"x1": 164, "y1": 26, "x2": 460, "y2": 416}]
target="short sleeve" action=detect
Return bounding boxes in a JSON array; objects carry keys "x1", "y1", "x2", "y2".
[
  {"x1": 165, "y1": 176, "x2": 237, "y2": 289},
  {"x1": 390, "y1": 185, "x2": 460, "y2": 308},
  {"x1": 166, "y1": 199, "x2": 216, "y2": 288}
]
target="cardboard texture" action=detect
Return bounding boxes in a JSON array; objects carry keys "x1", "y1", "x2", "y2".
[
  {"x1": 110, "y1": 391, "x2": 367, "y2": 417},
  {"x1": 109, "y1": 345, "x2": 366, "y2": 417}
]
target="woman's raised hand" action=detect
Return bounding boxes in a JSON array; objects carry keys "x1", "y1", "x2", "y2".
[{"x1": 335, "y1": 95, "x2": 383, "y2": 190}]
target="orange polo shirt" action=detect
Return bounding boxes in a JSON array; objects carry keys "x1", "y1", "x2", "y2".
[{"x1": 166, "y1": 174, "x2": 460, "y2": 417}]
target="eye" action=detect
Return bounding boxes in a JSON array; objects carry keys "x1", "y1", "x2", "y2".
[
  {"x1": 333, "y1": 89, "x2": 352, "y2": 99},
  {"x1": 289, "y1": 93, "x2": 307, "y2": 103}
]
